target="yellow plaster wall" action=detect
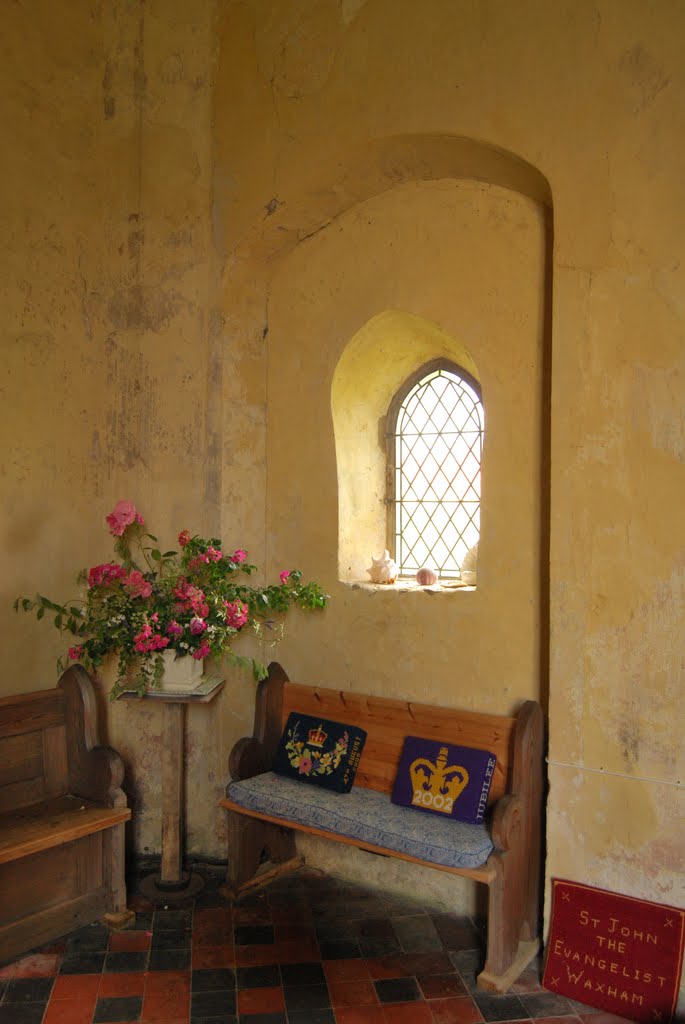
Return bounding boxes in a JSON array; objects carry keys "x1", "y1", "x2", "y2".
[{"x1": 1, "y1": 0, "x2": 683, "y2": 954}]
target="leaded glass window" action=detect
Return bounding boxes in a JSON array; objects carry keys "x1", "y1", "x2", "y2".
[{"x1": 387, "y1": 360, "x2": 483, "y2": 580}]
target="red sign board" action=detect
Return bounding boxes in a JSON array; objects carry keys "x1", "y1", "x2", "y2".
[{"x1": 543, "y1": 879, "x2": 684, "y2": 1023}]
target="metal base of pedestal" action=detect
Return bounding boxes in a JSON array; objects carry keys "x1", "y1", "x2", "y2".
[{"x1": 139, "y1": 871, "x2": 205, "y2": 903}]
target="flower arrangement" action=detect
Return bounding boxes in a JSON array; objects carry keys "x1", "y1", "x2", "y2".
[{"x1": 15, "y1": 500, "x2": 328, "y2": 699}]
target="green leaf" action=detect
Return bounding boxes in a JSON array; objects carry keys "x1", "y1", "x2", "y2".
[
  {"x1": 151, "y1": 549, "x2": 161, "y2": 562},
  {"x1": 36, "y1": 606, "x2": 44, "y2": 620}
]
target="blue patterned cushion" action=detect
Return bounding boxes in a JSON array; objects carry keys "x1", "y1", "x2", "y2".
[{"x1": 227, "y1": 772, "x2": 493, "y2": 870}]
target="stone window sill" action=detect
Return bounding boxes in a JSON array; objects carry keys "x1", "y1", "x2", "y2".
[{"x1": 342, "y1": 580, "x2": 476, "y2": 593}]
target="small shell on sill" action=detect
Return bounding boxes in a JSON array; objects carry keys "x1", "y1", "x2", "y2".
[{"x1": 367, "y1": 550, "x2": 398, "y2": 584}]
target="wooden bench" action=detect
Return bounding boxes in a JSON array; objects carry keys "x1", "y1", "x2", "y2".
[
  {"x1": 221, "y1": 662, "x2": 544, "y2": 993},
  {"x1": 0, "y1": 665, "x2": 134, "y2": 963}
]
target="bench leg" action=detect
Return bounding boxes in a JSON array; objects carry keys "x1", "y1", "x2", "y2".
[
  {"x1": 102, "y1": 822, "x2": 135, "y2": 931},
  {"x1": 222, "y1": 811, "x2": 302, "y2": 900},
  {"x1": 477, "y1": 853, "x2": 539, "y2": 993}
]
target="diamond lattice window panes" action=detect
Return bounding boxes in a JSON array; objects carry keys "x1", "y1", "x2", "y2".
[{"x1": 387, "y1": 360, "x2": 484, "y2": 581}]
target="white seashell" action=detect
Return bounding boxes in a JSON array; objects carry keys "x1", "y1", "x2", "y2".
[
  {"x1": 460, "y1": 542, "x2": 478, "y2": 585},
  {"x1": 367, "y1": 550, "x2": 398, "y2": 584}
]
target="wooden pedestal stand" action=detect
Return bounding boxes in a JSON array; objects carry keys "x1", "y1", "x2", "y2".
[{"x1": 120, "y1": 677, "x2": 225, "y2": 902}]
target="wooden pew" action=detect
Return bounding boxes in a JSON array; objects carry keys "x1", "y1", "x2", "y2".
[
  {"x1": 0, "y1": 666, "x2": 134, "y2": 963},
  {"x1": 221, "y1": 662, "x2": 544, "y2": 993}
]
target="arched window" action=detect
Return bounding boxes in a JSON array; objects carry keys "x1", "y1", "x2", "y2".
[{"x1": 387, "y1": 359, "x2": 484, "y2": 580}]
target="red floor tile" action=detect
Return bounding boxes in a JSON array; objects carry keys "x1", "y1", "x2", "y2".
[
  {"x1": 51, "y1": 974, "x2": 101, "y2": 1002},
  {"x1": 428, "y1": 996, "x2": 485, "y2": 1023},
  {"x1": 191, "y1": 944, "x2": 235, "y2": 968},
  {"x1": 382, "y1": 1000, "x2": 435, "y2": 1022},
  {"x1": 578, "y1": 1015, "x2": 634, "y2": 1023},
  {"x1": 98, "y1": 970, "x2": 147, "y2": 997},
  {"x1": 324, "y1": 958, "x2": 372, "y2": 983},
  {"x1": 234, "y1": 942, "x2": 283, "y2": 966},
  {"x1": 336, "y1": 1005, "x2": 387, "y2": 1023},
  {"x1": 329, "y1": 978, "x2": 380, "y2": 1007},
  {"x1": 274, "y1": 937, "x2": 321, "y2": 962},
  {"x1": 42, "y1": 1001, "x2": 96, "y2": 1024},
  {"x1": 143, "y1": 970, "x2": 191, "y2": 1001},
  {"x1": 237, "y1": 985, "x2": 285, "y2": 1014},
  {"x1": 417, "y1": 972, "x2": 469, "y2": 999},
  {"x1": 142, "y1": 993, "x2": 191, "y2": 1021},
  {"x1": 108, "y1": 929, "x2": 151, "y2": 952}
]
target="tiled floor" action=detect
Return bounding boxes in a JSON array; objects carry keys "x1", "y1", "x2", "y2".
[{"x1": 0, "y1": 867, "x2": 634, "y2": 1024}]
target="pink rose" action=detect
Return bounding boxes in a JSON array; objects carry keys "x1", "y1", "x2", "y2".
[
  {"x1": 232, "y1": 549, "x2": 247, "y2": 564},
  {"x1": 207, "y1": 546, "x2": 222, "y2": 562},
  {"x1": 190, "y1": 616, "x2": 206, "y2": 635},
  {"x1": 106, "y1": 500, "x2": 143, "y2": 537},
  {"x1": 166, "y1": 620, "x2": 183, "y2": 637},
  {"x1": 225, "y1": 599, "x2": 249, "y2": 630},
  {"x1": 192, "y1": 642, "x2": 211, "y2": 660},
  {"x1": 124, "y1": 570, "x2": 152, "y2": 599},
  {"x1": 88, "y1": 562, "x2": 126, "y2": 588},
  {"x1": 279, "y1": 570, "x2": 291, "y2": 585},
  {"x1": 68, "y1": 645, "x2": 84, "y2": 661},
  {"x1": 178, "y1": 529, "x2": 191, "y2": 547}
]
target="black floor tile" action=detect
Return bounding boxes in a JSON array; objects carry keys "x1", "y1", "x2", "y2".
[
  {"x1": 283, "y1": 983, "x2": 331, "y2": 1013},
  {"x1": 519, "y1": 989, "x2": 574, "y2": 1017},
  {"x1": 93, "y1": 994, "x2": 144, "y2": 1022},
  {"x1": 287, "y1": 1011, "x2": 335, "y2": 1024},
  {"x1": 473, "y1": 991, "x2": 529, "y2": 1021},
  {"x1": 192, "y1": 967, "x2": 236, "y2": 991},
  {"x1": 3, "y1": 978, "x2": 53, "y2": 1003},
  {"x1": 234, "y1": 924, "x2": 275, "y2": 945},
  {"x1": 151, "y1": 927, "x2": 192, "y2": 950},
  {"x1": 237, "y1": 1015, "x2": 286, "y2": 1024},
  {"x1": 317, "y1": 938, "x2": 361, "y2": 959},
  {"x1": 236, "y1": 964, "x2": 281, "y2": 989},
  {"x1": 59, "y1": 952, "x2": 106, "y2": 974},
  {"x1": 65, "y1": 924, "x2": 110, "y2": 953},
  {"x1": 191, "y1": 988, "x2": 237, "y2": 1016},
  {"x1": 148, "y1": 947, "x2": 192, "y2": 971},
  {"x1": 153, "y1": 908, "x2": 193, "y2": 930},
  {"x1": 280, "y1": 962, "x2": 326, "y2": 987},
  {"x1": 374, "y1": 976, "x2": 422, "y2": 1003},
  {"x1": 190, "y1": 1016, "x2": 237, "y2": 1024},
  {"x1": 103, "y1": 950, "x2": 148, "y2": 973},
  {"x1": 0, "y1": 1005, "x2": 46, "y2": 1024}
]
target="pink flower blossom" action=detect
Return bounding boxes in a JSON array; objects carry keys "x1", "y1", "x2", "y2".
[
  {"x1": 225, "y1": 599, "x2": 249, "y2": 630},
  {"x1": 106, "y1": 500, "x2": 144, "y2": 537},
  {"x1": 207, "y1": 546, "x2": 222, "y2": 562},
  {"x1": 124, "y1": 570, "x2": 152, "y2": 599},
  {"x1": 178, "y1": 529, "x2": 191, "y2": 547},
  {"x1": 150, "y1": 612, "x2": 159, "y2": 623},
  {"x1": 279, "y1": 570, "x2": 291, "y2": 585},
  {"x1": 166, "y1": 620, "x2": 183, "y2": 637},
  {"x1": 173, "y1": 581, "x2": 209, "y2": 617},
  {"x1": 188, "y1": 554, "x2": 210, "y2": 571},
  {"x1": 297, "y1": 756, "x2": 312, "y2": 775},
  {"x1": 192, "y1": 642, "x2": 211, "y2": 660},
  {"x1": 68, "y1": 645, "x2": 84, "y2": 660},
  {"x1": 190, "y1": 616, "x2": 206, "y2": 635},
  {"x1": 232, "y1": 549, "x2": 247, "y2": 564},
  {"x1": 88, "y1": 562, "x2": 126, "y2": 588},
  {"x1": 133, "y1": 624, "x2": 169, "y2": 652}
]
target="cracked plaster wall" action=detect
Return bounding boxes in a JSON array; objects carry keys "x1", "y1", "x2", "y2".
[{"x1": 1, "y1": 0, "x2": 683, "y2": 970}]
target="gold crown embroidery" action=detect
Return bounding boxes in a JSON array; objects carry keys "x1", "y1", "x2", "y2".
[
  {"x1": 307, "y1": 724, "x2": 328, "y2": 748},
  {"x1": 409, "y1": 747, "x2": 469, "y2": 812}
]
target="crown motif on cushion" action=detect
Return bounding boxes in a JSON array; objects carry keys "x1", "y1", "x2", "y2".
[
  {"x1": 409, "y1": 746, "x2": 469, "y2": 811},
  {"x1": 307, "y1": 723, "x2": 328, "y2": 748}
]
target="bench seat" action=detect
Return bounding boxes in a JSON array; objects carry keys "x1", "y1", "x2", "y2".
[
  {"x1": 0, "y1": 796, "x2": 132, "y2": 866},
  {"x1": 226, "y1": 772, "x2": 494, "y2": 871}
]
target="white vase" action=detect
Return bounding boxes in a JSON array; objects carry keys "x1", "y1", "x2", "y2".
[{"x1": 158, "y1": 650, "x2": 204, "y2": 692}]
